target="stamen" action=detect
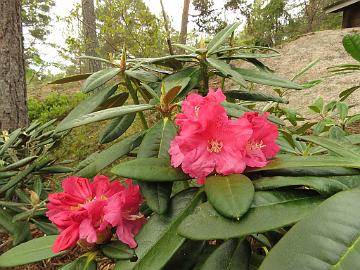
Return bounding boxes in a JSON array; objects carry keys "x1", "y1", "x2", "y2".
[
  {"x1": 194, "y1": 105, "x2": 200, "y2": 117},
  {"x1": 248, "y1": 140, "x2": 266, "y2": 150},
  {"x1": 207, "y1": 139, "x2": 223, "y2": 153}
]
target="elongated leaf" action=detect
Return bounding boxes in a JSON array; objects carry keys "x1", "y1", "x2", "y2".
[
  {"x1": 259, "y1": 189, "x2": 360, "y2": 270},
  {"x1": 207, "y1": 22, "x2": 240, "y2": 54},
  {"x1": 32, "y1": 220, "x2": 58, "y2": 235},
  {"x1": 111, "y1": 158, "x2": 190, "y2": 182},
  {"x1": 339, "y1": 85, "x2": 360, "y2": 101},
  {"x1": 115, "y1": 188, "x2": 204, "y2": 270},
  {"x1": 205, "y1": 174, "x2": 255, "y2": 219},
  {"x1": 59, "y1": 256, "x2": 96, "y2": 270},
  {"x1": 0, "y1": 156, "x2": 38, "y2": 172},
  {"x1": 178, "y1": 191, "x2": 323, "y2": 240},
  {"x1": 224, "y1": 90, "x2": 287, "y2": 103},
  {"x1": 48, "y1": 73, "x2": 92, "y2": 84},
  {"x1": 137, "y1": 119, "x2": 177, "y2": 214},
  {"x1": 299, "y1": 135, "x2": 360, "y2": 158},
  {"x1": 100, "y1": 240, "x2": 136, "y2": 260},
  {"x1": 55, "y1": 85, "x2": 117, "y2": 133},
  {"x1": 76, "y1": 132, "x2": 144, "y2": 178},
  {"x1": 99, "y1": 113, "x2": 136, "y2": 144},
  {"x1": 233, "y1": 68, "x2": 303, "y2": 89},
  {"x1": 79, "y1": 55, "x2": 113, "y2": 64},
  {"x1": 255, "y1": 166, "x2": 360, "y2": 177},
  {"x1": 207, "y1": 58, "x2": 247, "y2": 87},
  {"x1": 56, "y1": 104, "x2": 153, "y2": 132},
  {"x1": 250, "y1": 155, "x2": 360, "y2": 172},
  {"x1": 219, "y1": 53, "x2": 280, "y2": 60},
  {"x1": 291, "y1": 59, "x2": 320, "y2": 81},
  {"x1": 82, "y1": 68, "x2": 121, "y2": 93},
  {"x1": 253, "y1": 175, "x2": 360, "y2": 196},
  {"x1": 200, "y1": 239, "x2": 250, "y2": 270},
  {"x1": 95, "y1": 92, "x2": 129, "y2": 111},
  {"x1": 343, "y1": 34, "x2": 360, "y2": 62},
  {"x1": 173, "y1": 43, "x2": 197, "y2": 53},
  {"x1": 0, "y1": 128, "x2": 21, "y2": 157},
  {"x1": 0, "y1": 208, "x2": 31, "y2": 245},
  {"x1": 125, "y1": 70, "x2": 158, "y2": 83},
  {"x1": 0, "y1": 236, "x2": 62, "y2": 267},
  {"x1": 140, "y1": 83, "x2": 160, "y2": 101}
]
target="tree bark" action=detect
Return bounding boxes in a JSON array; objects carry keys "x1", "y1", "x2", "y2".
[
  {"x1": 159, "y1": 0, "x2": 174, "y2": 55},
  {"x1": 0, "y1": 0, "x2": 29, "y2": 131},
  {"x1": 179, "y1": 0, "x2": 190, "y2": 45},
  {"x1": 81, "y1": 0, "x2": 101, "y2": 73}
]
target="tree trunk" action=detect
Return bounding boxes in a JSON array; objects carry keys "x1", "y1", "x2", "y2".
[
  {"x1": 159, "y1": 0, "x2": 174, "y2": 55},
  {"x1": 81, "y1": 0, "x2": 101, "y2": 73},
  {"x1": 179, "y1": 0, "x2": 190, "y2": 45},
  {"x1": 0, "y1": 0, "x2": 29, "y2": 131}
]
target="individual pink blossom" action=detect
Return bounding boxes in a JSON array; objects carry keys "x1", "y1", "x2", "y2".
[
  {"x1": 47, "y1": 176, "x2": 144, "y2": 252},
  {"x1": 169, "y1": 89, "x2": 253, "y2": 184},
  {"x1": 104, "y1": 179, "x2": 145, "y2": 248},
  {"x1": 242, "y1": 112, "x2": 280, "y2": 168}
]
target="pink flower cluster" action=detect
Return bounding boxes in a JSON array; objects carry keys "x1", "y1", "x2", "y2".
[
  {"x1": 169, "y1": 89, "x2": 279, "y2": 184},
  {"x1": 46, "y1": 176, "x2": 145, "y2": 253}
]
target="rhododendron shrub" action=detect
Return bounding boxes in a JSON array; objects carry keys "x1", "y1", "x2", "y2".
[
  {"x1": 46, "y1": 176, "x2": 144, "y2": 252},
  {"x1": 2, "y1": 23, "x2": 359, "y2": 270},
  {"x1": 169, "y1": 89, "x2": 279, "y2": 184}
]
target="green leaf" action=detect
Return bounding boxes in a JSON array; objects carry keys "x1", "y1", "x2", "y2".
[
  {"x1": 207, "y1": 22, "x2": 240, "y2": 55},
  {"x1": 0, "y1": 208, "x2": 31, "y2": 245},
  {"x1": 219, "y1": 53, "x2": 280, "y2": 60},
  {"x1": 205, "y1": 174, "x2": 255, "y2": 219},
  {"x1": 111, "y1": 158, "x2": 190, "y2": 182},
  {"x1": 100, "y1": 240, "x2": 136, "y2": 260},
  {"x1": 233, "y1": 68, "x2": 303, "y2": 89},
  {"x1": 178, "y1": 191, "x2": 323, "y2": 240},
  {"x1": 259, "y1": 189, "x2": 360, "y2": 270},
  {"x1": 343, "y1": 33, "x2": 360, "y2": 62},
  {"x1": 200, "y1": 239, "x2": 250, "y2": 270},
  {"x1": 59, "y1": 256, "x2": 96, "y2": 270},
  {"x1": 76, "y1": 132, "x2": 144, "y2": 178},
  {"x1": 55, "y1": 84, "x2": 117, "y2": 133},
  {"x1": 336, "y1": 101, "x2": 349, "y2": 121},
  {"x1": 0, "y1": 128, "x2": 21, "y2": 157},
  {"x1": 125, "y1": 70, "x2": 158, "y2": 83},
  {"x1": 299, "y1": 135, "x2": 360, "y2": 158},
  {"x1": 347, "y1": 114, "x2": 360, "y2": 126},
  {"x1": 115, "y1": 188, "x2": 204, "y2": 270},
  {"x1": 173, "y1": 43, "x2": 197, "y2": 53},
  {"x1": 82, "y1": 68, "x2": 121, "y2": 93},
  {"x1": 56, "y1": 104, "x2": 153, "y2": 132},
  {"x1": 255, "y1": 166, "x2": 360, "y2": 177},
  {"x1": 250, "y1": 155, "x2": 360, "y2": 172},
  {"x1": 95, "y1": 92, "x2": 129, "y2": 111},
  {"x1": 253, "y1": 175, "x2": 360, "y2": 196},
  {"x1": 339, "y1": 85, "x2": 360, "y2": 101},
  {"x1": 207, "y1": 58, "x2": 247, "y2": 87},
  {"x1": 32, "y1": 220, "x2": 58, "y2": 235},
  {"x1": 224, "y1": 90, "x2": 287, "y2": 103},
  {"x1": 99, "y1": 113, "x2": 136, "y2": 144},
  {"x1": 48, "y1": 73, "x2": 92, "y2": 84},
  {"x1": 0, "y1": 156, "x2": 38, "y2": 172},
  {"x1": 137, "y1": 119, "x2": 177, "y2": 214},
  {"x1": 0, "y1": 236, "x2": 62, "y2": 267},
  {"x1": 291, "y1": 59, "x2": 320, "y2": 81}
]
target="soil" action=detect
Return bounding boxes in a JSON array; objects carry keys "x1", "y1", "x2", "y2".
[{"x1": 224, "y1": 27, "x2": 360, "y2": 118}]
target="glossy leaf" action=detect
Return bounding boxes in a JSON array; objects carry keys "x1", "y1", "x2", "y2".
[
  {"x1": 56, "y1": 104, "x2": 153, "y2": 132},
  {"x1": 205, "y1": 174, "x2": 255, "y2": 219},
  {"x1": 125, "y1": 70, "x2": 159, "y2": 82},
  {"x1": 253, "y1": 175, "x2": 360, "y2": 196},
  {"x1": 200, "y1": 239, "x2": 250, "y2": 270},
  {"x1": 207, "y1": 57, "x2": 247, "y2": 87},
  {"x1": 111, "y1": 158, "x2": 190, "y2": 182},
  {"x1": 95, "y1": 92, "x2": 129, "y2": 111},
  {"x1": 207, "y1": 22, "x2": 240, "y2": 54},
  {"x1": 0, "y1": 236, "x2": 62, "y2": 267},
  {"x1": 259, "y1": 189, "x2": 360, "y2": 270},
  {"x1": 115, "y1": 189, "x2": 204, "y2": 270},
  {"x1": 137, "y1": 119, "x2": 177, "y2": 214},
  {"x1": 0, "y1": 128, "x2": 21, "y2": 157},
  {"x1": 100, "y1": 240, "x2": 136, "y2": 260},
  {"x1": 178, "y1": 191, "x2": 323, "y2": 240},
  {"x1": 224, "y1": 90, "x2": 287, "y2": 103},
  {"x1": 48, "y1": 73, "x2": 92, "y2": 84},
  {"x1": 55, "y1": 84, "x2": 117, "y2": 133},
  {"x1": 59, "y1": 256, "x2": 96, "y2": 270},
  {"x1": 343, "y1": 33, "x2": 360, "y2": 62},
  {"x1": 233, "y1": 68, "x2": 303, "y2": 89},
  {"x1": 82, "y1": 68, "x2": 121, "y2": 93},
  {"x1": 76, "y1": 132, "x2": 144, "y2": 178},
  {"x1": 99, "y1": 113, "x2": 136, "y2": 144},
  {"x1": 339, "y1": 85, "x2": 360, "y2": 101}
]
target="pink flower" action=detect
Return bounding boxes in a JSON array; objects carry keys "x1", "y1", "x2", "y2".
[
  {"x1": 169, "y1": 89, "x2": 253, "y2": 184},
  {"x1": 104, "y1": 180, "x2": 145, "y2": 248},
  {"x1": 47, "y1": 176, "x2": 144, "y2": 252},
  {"x1": 242, "y1": 112, "x2": 280, "y2": 167}
]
